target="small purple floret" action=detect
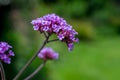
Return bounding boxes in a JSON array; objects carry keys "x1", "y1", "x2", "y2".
[
  {"x1": 33, "y1": 26, "x2": 39, "y2": 30},
  {"x1": 68, "y1": 43, "x2": 74, "y2": 51},
  {"x1": 0, "y1": 42, "x2": 14, "y2": 64},
  {"x1": 38, "y1": 47, "x2": 59, "y2": 61}
]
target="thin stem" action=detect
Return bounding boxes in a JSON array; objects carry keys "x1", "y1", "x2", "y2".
[
  {"x1": 13, "y1": 36, "x2": 49, "y2": 80},
  {"x1": 24, "y1": 61, "x2": 47, "y2": 80},
  {"x1": 43, "y1": 32, "x2": 48, "y2": 38},
  {"x1": 0, "y1": 62, "x2": 6, "y2": 80},
  {"x1": 47, "y1": 39, "x2": 59, "y2": 43}
]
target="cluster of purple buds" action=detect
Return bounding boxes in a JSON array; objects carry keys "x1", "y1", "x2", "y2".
[
  {"x1": 38, "y1": 47, "x2": 59, "y2": 61},
  {"x1": 0, "y1": 42, "x2": 14, "y2": 64},
  {"x1": 31, "y1": 14, "x2": 79, "y2": 51}
]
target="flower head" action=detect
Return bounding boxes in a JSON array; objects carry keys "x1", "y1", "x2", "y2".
[
  {"x1": 38, "y1": 47, "x2": 59, "y2": 61},
  {"x1": 31, "y1": 14, "x2": 79, "y2": 51},
  {"x1": 0, "y1": 42, "x2": 14, "y2": 64}
]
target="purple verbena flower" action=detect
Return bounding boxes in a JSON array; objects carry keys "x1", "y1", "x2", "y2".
[
  {"x1": 31, "y1": 13, "x2": 79, "y2": 51},
  {"x1": 38, "y1": 47, "x2": 59, "y2": 61},
  {"x1": 0, "y1": 42, "x2": 14, "y2": 64},
  {"x1": 67, "y1": 43, "x2": 74, "y2": 51}
]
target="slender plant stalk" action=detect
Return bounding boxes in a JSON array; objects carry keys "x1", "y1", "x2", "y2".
[
  {"x1": 0, "y1": 62, "x2": 6, "y2": 80},
  {"x1": 43, "y1": 32, "x2": 48, "y2": 38},
  {"x1": 24, "y1": 61, "x2": 47, "y2": 80},
  {"x1": 47, "y1": 39, "x2": 59, "y2": 43},
  {"x1": 13, "y1": 36, "x2": 49, "y2": 80}
]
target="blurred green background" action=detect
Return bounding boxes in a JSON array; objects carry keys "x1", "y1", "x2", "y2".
[{"x1": 0, "y1": 0, "x2": 120, "y2": 80}]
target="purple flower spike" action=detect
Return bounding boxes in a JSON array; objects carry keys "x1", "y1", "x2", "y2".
[
  {"x1": 0, "y1": 42, "x2": 14, "y2": 64},
  {"x1": 38, "y1": 47, "x2": 59, "y2": 61},
  {"x1": 31, "y1": 13, "x2": 79, "y2": 51}
]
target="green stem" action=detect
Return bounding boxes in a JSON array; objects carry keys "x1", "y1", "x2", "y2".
[
  {"x1": 24, "y1": 61, "x2": 47, "y2": 80},
  {"x1": 13, "y1": 36, "x2": 49, "y2": 80},
  {"x1": 0, "y1": 62, "x2": 6, "y2": 80},
  {"x1": 47, "y1": 39, "x2": 59, "y2": 43}
]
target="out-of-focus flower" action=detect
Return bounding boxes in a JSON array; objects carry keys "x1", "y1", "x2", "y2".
[
  {"x1": 31, "y1": 14, "x2": 79, "y2": 51},
  {"x1": 0, "y1": 42, "x2": 14, "y2": 64},
  {"x1": 38, "y1": 47, "x2": 59, "y2": 61}
]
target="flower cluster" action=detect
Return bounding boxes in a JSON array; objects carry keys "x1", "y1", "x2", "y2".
[
  {"x1": 31, "y1": 14, "x2": 79, "y2": 51},
  {"x1": 0, "y1": 42, "x2": 14, "y2": 64},
  {"x1": 38, "y1": 47, "x2": 59, "y2": 61}
]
